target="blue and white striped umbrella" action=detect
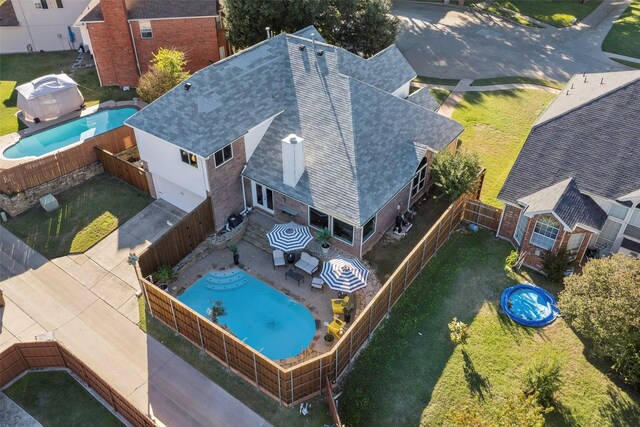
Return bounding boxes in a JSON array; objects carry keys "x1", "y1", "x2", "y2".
[
  {"x1": 266, "y1": 222, "x2": 313, "y2": 252},
  {"x1": 320, "y1": 257, "x2": 369, "y2": 293}
]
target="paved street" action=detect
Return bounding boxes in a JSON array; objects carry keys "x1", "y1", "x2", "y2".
[
  {"x1": 393, "y1": 0, "x2": 632, "y2": 81},
  {"x1": 0, "y1": 200, "x2": 269, "y2": 427}
]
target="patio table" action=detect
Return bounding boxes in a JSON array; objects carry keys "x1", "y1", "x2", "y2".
[{"x1": 285, "y1": 269, "x2": 304, "y2": 286}]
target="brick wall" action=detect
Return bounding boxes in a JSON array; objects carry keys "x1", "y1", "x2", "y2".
[
  {"x1": 556, "y1": 226, "x2": 593, "y2": 265},
  {"x1": 518, "y1": 213, "x2": 566, "y2": 271},
  {"x1": 498, "y1": 204, "x2": 522, "y2": 246},
  {"x1": 273, "y1": 192, "x2": 309, "y2": 225},
  {"x1": 362, "y1": 183, "x2": 412, "y2": 255},
  {"x1": 129, "y1": 17, "x2": 222, "y2": 75},
  {"x1": 206, "y1": 138, "x2": 246, "y2": 230}
]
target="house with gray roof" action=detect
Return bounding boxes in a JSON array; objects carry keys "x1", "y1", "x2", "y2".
[
  {"x1": 126, "y1": 29, "x2": 463, "y2": 257},
  {"x1": 496, "y1": 70, "x2": 640, "y2": 270}
]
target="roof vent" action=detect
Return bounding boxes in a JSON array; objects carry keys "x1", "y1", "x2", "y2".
[
  {"x1": 316, "y1": 50, "x2": 324, "y2": 57},
  {"x1": 184, "y1": 83, "x2": 192, "y2": 91},
  {"x1": 600, "y1": 77, "x2": 605, "y2": 85},
  {"x1": 299, "y1": 45, "x2": 306, "y2": 51}
]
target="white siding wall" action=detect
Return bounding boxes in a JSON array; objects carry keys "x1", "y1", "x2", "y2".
[
  {"x1": 392, "y1": 81, "x2": 411, "y2": 98},
  {"x1": 133, "y1": 127, "x2": 208, "y2": 212},
  {"x1": 244, "y1": 112, "x2": 279, "y2": 161},
  {"x1": 0, "y1": 0, "x2": 91, "y2": 53}
]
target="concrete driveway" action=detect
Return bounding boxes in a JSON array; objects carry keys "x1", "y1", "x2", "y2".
[
  {"x1": 0, "y1": 200, "x2": 269, "y2": 427},
  {"x1": 393, "y1": 0, "x2": 630, "y2": 81}
]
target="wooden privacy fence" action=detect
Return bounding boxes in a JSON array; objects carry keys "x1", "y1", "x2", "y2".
[
  {"x1": 462, "y1": 198, "x2": 502, "y2": 231},
  {"x1": 138, "y1": 197, "x2": 469, "y2": 406},
  {"x1": 95, "y1": 147, "x2": 150, "y2": 195},
  {"x1": 0, "y1": 125, "x2": 137, "y2": 194},
  {"x1": 0, "y1": 341, "x2": 154, "y2": 427}
]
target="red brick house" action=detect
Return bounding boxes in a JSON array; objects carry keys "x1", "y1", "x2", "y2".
[
  {"x1": 497, "y1": 71, "x2": 640, "y2": 270},
  {"x1": 74, "y1": 0, "x2": 227, "y2": 88}
]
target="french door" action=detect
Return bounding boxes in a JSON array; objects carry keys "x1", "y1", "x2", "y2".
[{"x1": 252, "y1": 181, "x2": 274, "y2": 213}]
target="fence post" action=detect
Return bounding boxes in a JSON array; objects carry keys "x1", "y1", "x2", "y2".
[
  {"x1": 420, "y1": 238, "x2": 428, "y2": 267},
  {"x1": 349, "y1": 333, "x2": 353, "y2": 364},
  {"x1": 319, "y1": 358, "x2": 323, "y2": 394},
  {"x1": 403, "y1": 262, "x2": 409, "y2": 290},
  {"x1": 168, "y1": 299, "x2": 179, "y2": 332},
  {"x1": 196, "y1": 317, "x2": 205, "y2": 353},
  {"x1": 435, "y1": 221, "x2": 442, "y2": 253},
  {"x1": 368, "y1": 306, "x2": 373, "y2": 337},
  {"x1": 450, "y1": 203, "x2": 455, "y2": 236},
  {"x1": 387, "y1": 281, "x2": 393, "y2": 312},
  {"x1": 277, "y1": 370, "x2": 282, "y2": 405},
  {"x1": 222, "y1": 334, "x2": 230, "y2": 367},
  {"x1": 252, "y1": 353, "x2": 260, "y2": 389},
  {"x1": 335, "y1": 349, "x2": 339, "y2": 383},
  {"x1": 290, "y1": 371, "x2": 294, "y2": 404}
]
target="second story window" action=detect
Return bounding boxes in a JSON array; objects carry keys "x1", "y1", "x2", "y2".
[
  {"x1": 35, "y1": 0, "x2": 48, "y2": 9},
  {"x1": 180, "y1": 149, "x2": 198, "y2": 168},
  {"x1": 140, "y1": 20, "x2": 153, "y2": 39},
  {"x1": 55, "y1": 0, "x2": 63, "y2": 8},
  {"x1": 214, "y1": 143, "x2": 233, "y2": 167}
]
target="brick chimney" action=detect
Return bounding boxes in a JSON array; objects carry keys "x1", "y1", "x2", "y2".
[
  {"x1": 281, "y1": 134, "x2": 305, "y2": 187},
  {"x1": 97, "y1": 0, "x2": 139, "y2": 87}
]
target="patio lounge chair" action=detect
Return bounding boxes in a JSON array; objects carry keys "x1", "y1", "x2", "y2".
[
  {"x1": 295, "y1": 252, "x2": 319, "y2": 274},
  {"x1": 331, "y1": 296, "x2": 350, "y2": 315},
  {"x1": 272, "y1": 249, "x2": 285, "y2": 269},
  {"x1": 310, "y1": 277, "x2": 324, "y2": 293},
  {"x1": 327, "y1": 316, "x2": 346, "y2": 337}
]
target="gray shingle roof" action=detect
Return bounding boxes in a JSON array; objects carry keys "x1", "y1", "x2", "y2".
[
  {"x1": 127, "y1": 33, "x2": 462, "y2": 226},
  {"x1": 0, "y1": 0, "x2": 19, "y2": 27},
  {"x1": 79, "y1": 0, "x2": 218, "y2": 22},
  {"x1": 406, "y1": 87, "x2": 440, "y2": 111},
  {"x1": 518, "y1": 178, "x2": 606, "y2": 231},
  {"x1": 293, "y1": 25, "x2": 325, "y2": 43},
  {"x1": 499, "y1": 73, "x2": 640, "y2": 209}
]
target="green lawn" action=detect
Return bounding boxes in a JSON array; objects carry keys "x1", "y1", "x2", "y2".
[
  {"x1": 4, "y1": 174, "x2": 151, "y2": 259},
  {"x1": 137, "y1": 298, "x2": 333, "y2": 426},
  {"x1": 0, "y1": 51, "x2": 133, "y2": 136},
  {"x1": 485, "y1": 5, "x2": 542, "y2": 27},
  {"x1": 496, "y1": 0, "x2": 602, "y2": 27},
  {"x1": 472, "y1": 76, "x2": 565, "y2": 90},
  {"x1": 612, "y1": 57, "x2": 640, "y2": 69},
  {"x1": 451, "y1": 89, "x2": 556, "y2": 207},
  {"x1": 429, "y1": 88, "x2": 451, "y2": 105},
  {"x1": 602, "y1": 1, "x2": 640, "y2": 59},
  {"x1": 414, "y1": 76, "x2": 460, "y2": 86},
  {"x1": 4, "y1": 371, "x2": 123, "y2": 426},
  {"x1": 340, "y1": 231, "x2": 640, "y2": 426}
]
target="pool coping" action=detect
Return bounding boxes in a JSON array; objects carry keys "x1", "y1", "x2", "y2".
[{"x1": 0, "y1": 100, "x2": 145, "y2": 169}]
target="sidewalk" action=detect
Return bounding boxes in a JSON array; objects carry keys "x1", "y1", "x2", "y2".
[{"x1": 0, "y1": 200, "x2": 269, "y2": 427}]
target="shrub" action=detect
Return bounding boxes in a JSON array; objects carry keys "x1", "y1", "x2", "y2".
[
  {"x1": 559, "y1": 254, "x2": 640, "y2": 387},
  {"x1": 522, "y1": 352, "x2": 563, "y2": 406},
  {"x1": 431, "y1": 150, "x2": 480, "y2": 202},
  {"x1": 448, "y1": 317, "x2": 470, "y2": 346},
  {"x1": 505, "y1": 250, "x2": 519, "y2": 268},
  {"x1": 136, "y1": 48, "x2": 190, "y2": 103},
  {"x1": 152, "y1": 265, "x2": 177, "y2": 283},
  {"x1": 495, "y1": 392, "x2": 552, "y2": 427},
  {"x1": 542, "y1": 248, "x2": 572, "y2": 283}
]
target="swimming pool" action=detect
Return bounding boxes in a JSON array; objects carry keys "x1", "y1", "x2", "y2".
[
  {"x1": 178, "y1": 269, "x2": 316, "y2": 360},
  {"x1": 501, "y1": 283, "x2": 559, "y2": 327},
  {"x1": 3, "y1": 108, "x2": 137, "y2": 159}
]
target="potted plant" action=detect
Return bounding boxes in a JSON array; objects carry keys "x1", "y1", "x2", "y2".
[
  {"x1": 314, "y1": 227, "x2": 332, "y2": 255},
  {"x1": 151, "y1": 265, "x2": 177, "y2": 290},
  {"x1": 342, "y1": 298, "x2": 355, "y2": 323},
  {"x1": 228, "y1": 243, "x2": 240, "y2": 265},
  {"x1": 324, "y1": 333, "x2": 334, "y2": 343}
]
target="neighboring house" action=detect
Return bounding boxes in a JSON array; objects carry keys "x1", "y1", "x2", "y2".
[
  {"x1": 0, "y1": 0, "x2": 89, "y2": 53},
  {"x1": 74, "y1": 0, "x2": 227, "y2": 88},
  {"x1": 497, "y1": 71, "x2": 640, "y2": 270},
  {"x1": 126, "y1": 27, "x2": 463, "y2": 257}
]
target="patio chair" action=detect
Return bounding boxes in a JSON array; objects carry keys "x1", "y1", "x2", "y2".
[
  {"x1": 295, "y1": 252, "x2": 319, "y2": 274},
  {"x1": 272, "y1": 249, "x2": 285, "y2": 269},
  {"x1": 327, "y1": 316, "x2": 346, "y2": 338},
  {"x1": 331, "y1": 296, "x2": 350, "y2": 315},
  {"x1": 310, "y1": 277, "x2": 324, "y2": 293}
]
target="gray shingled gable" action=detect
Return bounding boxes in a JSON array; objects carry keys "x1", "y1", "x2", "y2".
[
  {"x1": 293, "y1": 25, "x2": 326, "y2": 43},
  {"x1": 407, "y1": 87, "x2": 440, "y2": 111},
  {"x1": 128, "y1": 32, "x2": 462, "y2": 226},
  {"x1": 78, "y1": 0, "x2": 218, "y2": 22},
  {"x1": 499, "y1": 77, "x2": 640, "y2": 207},
  {"x1": 519, "y1": 178, "x2": 606, "y2": 231},
  {"x1": 0, "y1": 0, "x2": 19, "y2": 27}
]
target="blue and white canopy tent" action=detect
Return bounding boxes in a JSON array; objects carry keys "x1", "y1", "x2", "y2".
[
  {"x1": 266, "y1": 222, "x2": 313, "y2": 252},
  {"x1": 320, "y1": 257, "x2": 369, "y2": 293}
]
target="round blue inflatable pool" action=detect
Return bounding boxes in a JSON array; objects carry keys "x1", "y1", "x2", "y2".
[{"x1": 501, "y1": 283, "x2": 559, "y2": 327}]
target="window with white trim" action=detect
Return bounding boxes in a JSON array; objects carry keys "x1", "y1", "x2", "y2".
[
  {"x1": 362, "y1": 216, "x2": 376, "y2": 243},
  {"x1": 139, "y1": 20, "x2": 153, "y2": 39},
  {"x1": 309, "y1": 207, "x2": 329, "y2": 230},
  {"x1": 628, "y1": 207, "x2": 640, "y2": 227},
  {"x1": 180, "y1": 149, "x2": 198, "y2": 168},
  {"x1": 595, "y1": 219, "x2": 622, "y2": 250},
  {"x1": 35, "y1": 0, "x2": 48, "y2": 9},
  {"x1": 411, "y1": 158, "x2": 428, "y2": 198},
  {"x1": 530, "y1": 217, "x2": 559, "y2": 250},
  {"x1": 55, "y1": 0, "x2": 63, "y2": 8},
  {"x1": 332, "y1": 217, "x2": 354, "y2": 245},
  {"x1": 566, "y1": 233, "x2": 585, "y2": 254},
  {"x1": 214, "y1": 144, "x2": 233, "y2": 167},
  {"x1": 514, "y1": 211, "x2": 529, "y2": 245},
  {"x1": 608, "y1": 202, "x2": 629, "y2": 220}
]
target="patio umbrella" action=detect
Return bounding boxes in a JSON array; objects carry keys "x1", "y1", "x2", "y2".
[
  {"x1": 266, "y1": 222, "x2": 313, "y2": 252},
  {"x1": 320, "y1": 257, "x2": 369, "y2": 293}
]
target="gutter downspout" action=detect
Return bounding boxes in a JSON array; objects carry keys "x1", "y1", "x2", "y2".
[
  {"x1": 240, "y1": 166, "x2": 248, "y2": 214},
  {"x1": 127, "y1": 20, "x2": 142, "y2": 76},
  {"x1": 15, "y1": 0, "x2": 36, "y2": 50}
]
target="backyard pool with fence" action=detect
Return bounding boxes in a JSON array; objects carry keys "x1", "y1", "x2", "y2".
[
  {"x1": 178, "y1": 269, "x2": 316, "y2": 360},
  {"x1": 3, "y1": 107, "x2": 137, "y2": 160}
]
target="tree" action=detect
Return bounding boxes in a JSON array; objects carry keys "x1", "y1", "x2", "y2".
[
  {"x1": 559, "y1": 254, "x2": 640, "y2": 386},
  {"x1": 136, "y1": 48, "x2": 190, "y2": 103},
  {"x1": 222, "y1": 0, "x2": 400, "y2": 58},
  {"x1": 207, "y1": 300, "x2": 227, "y2": 323},
  {"x1": 431, "y1": 150, "x2": 480, "y2": 202}
]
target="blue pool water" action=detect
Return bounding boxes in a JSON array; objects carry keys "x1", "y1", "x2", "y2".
[
  {"x1": 3, "y1": 108, "x2": 137, "y2": 159},
  {"x1": 501, "y1": 283, "x2": 559, "y2": 327},
  {"x1": 178, "y1": 269, "x2": 316, "y2": 360}
]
